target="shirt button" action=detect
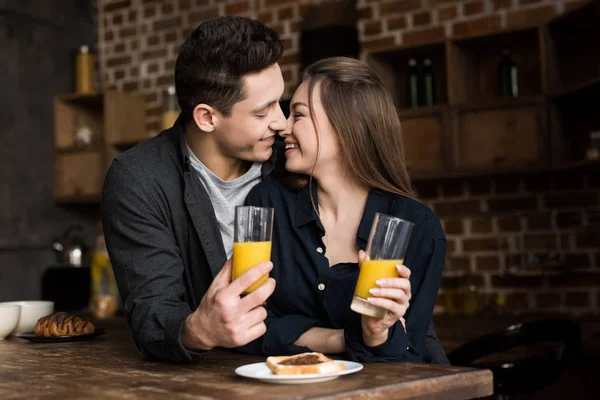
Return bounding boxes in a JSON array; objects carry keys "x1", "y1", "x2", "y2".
[
  {"x1": 316, "y1": 247, "x2": 323, "y2": 254},
  {"x1": 317, "y1": 283, "x2": 325, "y2": 291}
]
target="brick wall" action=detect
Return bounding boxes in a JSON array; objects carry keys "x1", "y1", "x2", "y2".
[
  {"x1": 415, "y1": 171, "x2": 600, "y2": 316},
  {"x1": 97, "y1": 0, "x2": 599, "y2": 315}
]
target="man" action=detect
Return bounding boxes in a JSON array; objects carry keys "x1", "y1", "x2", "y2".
[
  {"x1": 102, "y1": 16, "x2": 287, "y2": 362},
  {"x1": 102, "y1": 16, "x2": 448, "y2": 365}
]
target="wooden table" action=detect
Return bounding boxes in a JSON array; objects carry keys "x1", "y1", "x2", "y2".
[{"x1": 0, "y1": 318, "x2": 493, "y2": 399}]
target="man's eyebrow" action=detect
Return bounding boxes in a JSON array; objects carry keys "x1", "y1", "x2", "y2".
[{"x1": 251, "y1": 100, "x2": 278, "y2": 113}]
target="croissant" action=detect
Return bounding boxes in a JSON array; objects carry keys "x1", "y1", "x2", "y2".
[{"x1": 34, "y1": 312, "x2": 96, "y2": 337}]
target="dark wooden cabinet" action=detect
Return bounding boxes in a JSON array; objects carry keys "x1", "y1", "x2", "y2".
[
  {"x1": 53, "y1": 92, "x2": 146, "y2": 204},
  {"x1": 447, "y1": 28, "x2": 543, "y2": 104},
  {"x1": 53, "y1": 149, "x2": 105, "y2": 202},
  {"x1": 364, "y1": 1, "x2": 599, "y2": 181},
  {"x1": 544, "y1": 0, "x2": 600, "y2": 167},
  {"x1": 367, "y1": 42, "x2": 448, "y2": 110},
  {"x1": 398, "y1": 107, "x2": 451, "y2": 178},
  {"x1": 454, "y1": 98, "x2": 547, "y2": 171}
]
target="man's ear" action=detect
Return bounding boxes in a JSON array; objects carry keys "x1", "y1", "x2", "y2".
[{"x1": 192, "y1": 104, "x2": 217, "y2": 133}]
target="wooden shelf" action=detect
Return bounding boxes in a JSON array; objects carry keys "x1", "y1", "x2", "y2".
[
  {"x1": 548, "y1": 0, "x2": 600, "y2": 31},
  {"x1": 53, "y1": 144, "x2": 105, "y2": 155},
  {"x1": 54, "y1": 194, "x2": 103, "y2": 205},
  {"x1": 53, "y1": 91, "x2": 146, "y2": 204},
  {"x1": 397, "y1": 1, "x2": 599, "y2": 179},
  {"x1": 454, "y1": 95, "x2": 544, "y2": 111},
  {"x1": 550, "y1": 76, "x2": 600, "y2": 99},
  {"x1": 55, "y1": 93, "x2": 104, "y2": 106},
  {"x1": 447, "y1": 27, "x2": 543, "y2": 105},
  {"x1": 366, "y1": 41, "x2": 448, "y2": 109},
  {"x1": 397, "y1": 105, "x2": 448, "y2": 118},
  {"x1": 554, "y1": 158, "x2": 600, "y2": 171},
  {"x1": 545, "y1": 0, "x2": 600, "y2": 92}
]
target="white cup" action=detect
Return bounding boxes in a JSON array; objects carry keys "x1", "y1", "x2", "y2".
[
  {"x1": 0, "y1": 301, "x2": 54, "y2": 334},
  {"x1": 0, "y1": 304, "x2": 21, "y2": 339}
]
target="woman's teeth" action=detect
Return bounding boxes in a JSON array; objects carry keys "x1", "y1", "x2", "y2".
[{"x1": 285, "y1": 144, "x2": 299, "y2": 150}]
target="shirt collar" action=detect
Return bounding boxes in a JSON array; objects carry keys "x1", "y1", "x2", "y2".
[
  {"x1": 356, "y1": 190, "x2": 395, "y2": 245},
  {"x1": 295, "y1": 181, "x2": 395, "y2": 245},
  {"x1": 295, "y1": 179, "x2": 319, "y2": 228}
]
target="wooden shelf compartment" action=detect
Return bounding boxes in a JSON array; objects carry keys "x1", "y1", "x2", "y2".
[
  {"x1": 549, "y1": 87, "x2": 600, "y2": 165},
  {"x1": 447, "y1": 28, "x2": 543, "y2": 104},
  {"x1": 53, "y1": 90, "x2": 147, "y2": 205},
  {"x1": 54, "y1": 91, "x2": 146, "y2": 151},
  {"x1": 365, "y1": 41, "x2": 448, "y2": 110},
  {"x1": 544, "y1": 0, "x2": 600, "y2": 93},
  {"x1": 398, "y1": 106, "x2": 453, "y2": 179},
  {"x1": 53, "y1": 148, "x2": 108, "y2": 204},
  {"x1": 452, "y1": 96, "x2": 549, "y2": 172}
]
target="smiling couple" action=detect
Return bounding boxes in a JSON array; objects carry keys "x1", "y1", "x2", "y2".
[{"x1": 101, "y1": 16, "x2": 448, "y2": 365}]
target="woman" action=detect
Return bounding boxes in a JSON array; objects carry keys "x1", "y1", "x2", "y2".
[{"x1": 240, "y1": 57, "x2": 446, "y2": 362}]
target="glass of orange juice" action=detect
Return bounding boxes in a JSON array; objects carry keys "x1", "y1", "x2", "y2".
[
  {"x1": 232, "y1": 206, "x2": 274, "y2": 294},
  {"x1": 350, "y1": 213, "x2": 414, "y2": 319}
]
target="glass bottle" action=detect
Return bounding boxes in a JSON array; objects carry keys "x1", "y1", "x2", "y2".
[
  {"x1": 495, "y1": 294, "x2": 507, "y2": 316},
  {"x1": 422, "y1": 58, "x2": 436, "y2": 107},
  {"x1": 461, "y1": 276, "x2": 479, "y2": 316},
  {"x1": 76, "y1": 45, "x2": 95, "y2": 94},
  {"x1": 407, "y1": 58, "x2": 419, "y2": 108},
  {"x1": 498, "y1": 49, "x2": 518, "y2": 97},
  {"x1": 586, "y1": 131, "x2": 600, "y2": 160},
  {"x1": 161, "y1": 86, "x2": 179, "y2": 130},
  {"x1": 89, "y1": 221, "x2": 119, "y2": 319}
]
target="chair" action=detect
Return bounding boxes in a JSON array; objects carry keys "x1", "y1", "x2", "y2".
[
  {"x1": 424, "y1": 319, "x2": 450, "y2": 365},
  {"x1": 447, "y1": 319, "x2": 581, "y2": 399}
]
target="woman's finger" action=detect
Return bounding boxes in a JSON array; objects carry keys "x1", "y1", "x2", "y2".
[
  {"x1": 358, "y1": 250, "x2": 366, "y2": 267},
  {"x1": 396, "y1": 264, "x2": 411, "y2": 279},
  {"x1": 375, "y1": 277, "x2": 411, "y2": 291},
  {"x1": 369, "y1": 287, "x2": 410, "y2": 303},
  {"x1": 367, "y1": 297, "x2": 407, "y2": 319}
]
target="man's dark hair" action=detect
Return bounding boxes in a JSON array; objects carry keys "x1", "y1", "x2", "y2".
[{"x1": 175, "y1": 16, "x2": 284, "y2": 121}]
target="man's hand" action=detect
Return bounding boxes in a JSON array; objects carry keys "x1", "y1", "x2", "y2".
[{"x1": 181, "y1": 258, "x2": 276, "y2": 350}]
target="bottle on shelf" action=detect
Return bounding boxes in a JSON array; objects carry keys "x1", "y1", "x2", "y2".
[
  {"x1": 422, "y1": 58, "x2": 436, "y2": 107},
  {"x1": 586, "y1": 130, "x2": 600, "y2": 160},
  {"x1": 75, "y1": 45, "x2": 95, "y2": 94},
  {"x1": 89, "y1": 221, "x2": 120, "y2": 320},
  {"x1": 495, "y1": 294, "x2": 506, "y2": 316},
  {"x1": 461, "y1": 275, "x2": 479, "y2": 316},
  {"x1": 161, "y1": 86, "x2": 180, "y2": 130},
  {"x1": 498, "y1": 49, "x2": 519, "y2": 97},
  {"x1": 407, "y1": 58, "x2": 419, "y2": 109}
]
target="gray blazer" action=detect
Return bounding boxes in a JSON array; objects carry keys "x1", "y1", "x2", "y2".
[{"x1": 101, "y1": 118, "x2": 448, "y2": 364}]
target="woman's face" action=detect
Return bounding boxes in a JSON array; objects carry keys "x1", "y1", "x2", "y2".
[{"x1": 280, "y1": 81, "x2": 341, "y2": 176}]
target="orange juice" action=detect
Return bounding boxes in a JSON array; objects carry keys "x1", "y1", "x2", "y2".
[
  {"x1": 354, "y1": 259, "x2": 403, "y2": 299},
  {"x1": 232, "y1": 241, "x2": 272, "y2": 293}
]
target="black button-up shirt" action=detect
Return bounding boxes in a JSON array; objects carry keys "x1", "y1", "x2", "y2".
[{"x1": 239, "y1": 179, "x2": 446, "y2": 363}]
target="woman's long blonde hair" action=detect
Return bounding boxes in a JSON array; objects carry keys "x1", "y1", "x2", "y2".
[{"x1": 285, "y1": 56, "x2": 416, "y2": 200}]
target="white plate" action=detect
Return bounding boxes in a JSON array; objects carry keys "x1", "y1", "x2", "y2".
[{"x1": 235, "y1": 360, "x2": 363, "y2": 384}]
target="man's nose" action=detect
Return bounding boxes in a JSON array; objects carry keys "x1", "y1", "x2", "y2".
[
  {"x1": 278, "y1": 115, "x2": 292, "y2": 136},
  {"x1": 271, "y1": 105, "x2": 290, "y2": 134}
]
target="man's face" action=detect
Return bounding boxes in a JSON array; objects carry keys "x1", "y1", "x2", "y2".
[{"x1": 213, "y1": 63, "x2": 286, "y2": 162}]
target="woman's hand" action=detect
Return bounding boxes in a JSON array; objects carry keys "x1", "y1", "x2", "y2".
[
  {"x1": 358, "y1": 250, "x2": 412, "y2": 347},
  {"x1": 295, "y1": 328, "x2": 345, "y2": 354}
]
